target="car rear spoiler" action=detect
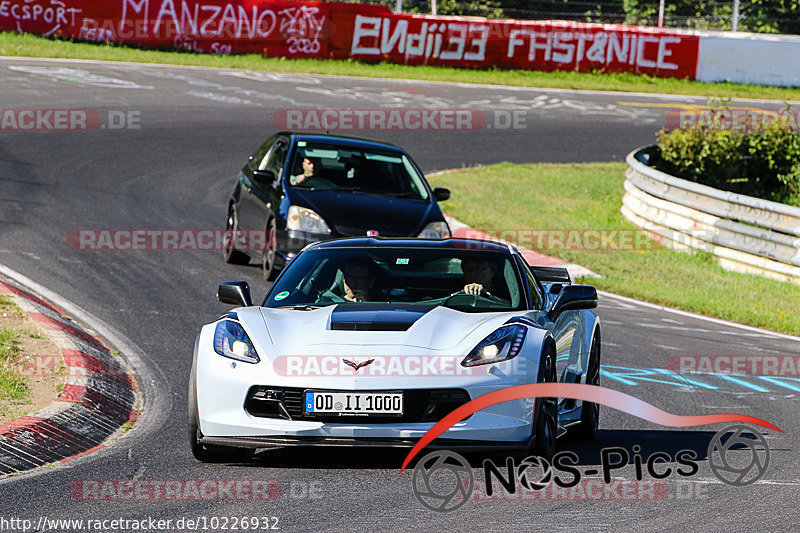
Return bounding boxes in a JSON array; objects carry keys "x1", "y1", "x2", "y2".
[{"x1": 528, "y1": 265, "x2": 571, "y2": 284}]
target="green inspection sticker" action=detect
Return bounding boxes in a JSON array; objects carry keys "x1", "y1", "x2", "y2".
[
  {"x1": 297, "y1": 141, "x2": 307, "y2": 147},
  {"x1": 274, "y1": 291, "x2": 290, "y2": 300}
]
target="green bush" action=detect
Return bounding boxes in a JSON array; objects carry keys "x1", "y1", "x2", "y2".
[{"x1": 655, "y1": 102, "x2": 800, "y2": 206}]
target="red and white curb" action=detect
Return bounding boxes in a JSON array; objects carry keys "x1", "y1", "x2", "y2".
[
  {"x1": 0, "y1": 276, "x2": 140, "y2": 476},
  {"x1": 443, "y1": 214, "x2": 600, "y2": 281}
]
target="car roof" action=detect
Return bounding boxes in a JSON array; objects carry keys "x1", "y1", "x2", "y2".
[
  {"x1": 279, "y1": 132, "x2": 404, "y2": 152},
  {"x1": 306, "y1": 237, "x2": 516, "y2": 254}
]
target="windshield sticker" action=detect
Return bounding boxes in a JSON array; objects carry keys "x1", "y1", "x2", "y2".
[
  {"x1": 274, "y1": 291, "x2": 290, "y2": 301},
  {"x1": 297, "y1": 141, "x2": 307, "y2": 147},
  {"x1": 304, "y1": 148, "x2": 338, "y2": 159},
  {"x1": 396, "y1": 258, "x2": 409, "y2": 265}
]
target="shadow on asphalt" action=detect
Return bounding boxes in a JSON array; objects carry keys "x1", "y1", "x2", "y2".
[{"x1": 211, "y1": 428, "x2": 751, "y2": 469}]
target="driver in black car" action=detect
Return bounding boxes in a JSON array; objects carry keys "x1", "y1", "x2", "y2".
[{"x1": 289, "y1": 156, "x2": 319, "y2": 186}]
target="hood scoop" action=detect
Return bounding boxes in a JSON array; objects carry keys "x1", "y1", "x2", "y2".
[{"x1": 328, "y1": 303, "x2": 429, "y2": 332}]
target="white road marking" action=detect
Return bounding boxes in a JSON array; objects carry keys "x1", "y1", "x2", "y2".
[
  {"x1": 637, "y1": 322, "x2": 775, "y2": 339},
  {"x1": 219, "y1": 70, "x2": 322, "y2": 84},
  {"x1": 7, "y1": 65, "x2": 153, "y2": 89},
  {"x1": 655, "y1": 344, "x2": 682, "y2": 351},
  {"x1": 2, "y1": 55, "x2": 797, "y2": 106},
  {"x1": 186, "y1": 90, "x2": 254, "y2": 105}
]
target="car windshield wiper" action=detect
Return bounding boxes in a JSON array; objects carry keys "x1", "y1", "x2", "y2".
[
  {"x1": 385, "y1": 191, "x2": 423, "y2": 199},
  {"x1": 280, "y1": 304, "x2": 323, "y2": 310}
]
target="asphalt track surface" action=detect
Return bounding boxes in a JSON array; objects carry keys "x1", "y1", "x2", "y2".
[{"x1": 0, "y1": 58, "x2": 799, "y2": 531}]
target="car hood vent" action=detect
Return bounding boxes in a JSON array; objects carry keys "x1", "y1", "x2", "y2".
[{"x1": 328, "y1": 303, "x2": 429, "y2": 331}]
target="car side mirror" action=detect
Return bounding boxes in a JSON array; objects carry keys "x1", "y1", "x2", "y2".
[
  {"x1": 433, "y1": 187, "x2": 450, "y2": 202},
  {"x1": 252, "y1": 169, "x2": 275, "y2": 186},
  {"x1": 218, "y1": 281, "x2": 253, "y2": 307},
  {"x1": 547, "y1": 285, "x2": 597, "y2": 321}
]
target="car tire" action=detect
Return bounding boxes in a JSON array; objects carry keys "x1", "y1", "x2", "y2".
[
  {"x1": 188, "y1": 359, "x2": 252, "y2": 463},
  {"x1": 261, "y1": 217, "x2": 279, "y2": 281},
  {"x1": 223, "y1": 206, "x2": 250, "y2": 265},
  {"x1": 573, "y1": 328, "x2": 601, "y2": 441},
  {"x1": 530, "y1": 340, "x2": 558, "y2": 460}
]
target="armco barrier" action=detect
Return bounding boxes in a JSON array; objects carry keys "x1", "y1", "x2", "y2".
[{"x1": 622, "y1": 147, "x2": 800, "y2": 285}]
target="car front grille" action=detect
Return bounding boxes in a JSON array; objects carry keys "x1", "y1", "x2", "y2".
[
  {"x1": 332, "y1": 224, "x2": 411, "y2": 238},
  {"x1": 245, "y1": 386, "x2": 471, "y2": 423}
]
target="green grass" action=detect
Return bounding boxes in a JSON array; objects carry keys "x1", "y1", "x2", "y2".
[
  {"x1": 0, "y1": 294, "x2": 23, "y2": 319},
  {"x1": 430, "y1": 162, "x2": 800, "y2": 336},
  {"x1": 3, "y1": 31, "x2": 800, "y2": 101},
  {"x1": 0, "y1": 327, "x2": 29, "y2": 403}
]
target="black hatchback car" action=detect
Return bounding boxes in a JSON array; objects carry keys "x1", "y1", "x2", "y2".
[{"x1": 224, "y1": 132, "x2": 451, "y2": 279}]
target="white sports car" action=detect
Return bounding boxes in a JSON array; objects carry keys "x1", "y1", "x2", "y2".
[{"x1": 189, "y1": 238, "x2": 601, "y2": 461}]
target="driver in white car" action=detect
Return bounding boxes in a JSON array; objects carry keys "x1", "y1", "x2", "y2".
[{"x1": 461, "y1": 257, "x2": 495, "y2": 295}]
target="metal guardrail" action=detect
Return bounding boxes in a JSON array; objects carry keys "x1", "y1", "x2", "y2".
[{"x1": 622, "y1": 147, "x2": 800, "y2": 285}]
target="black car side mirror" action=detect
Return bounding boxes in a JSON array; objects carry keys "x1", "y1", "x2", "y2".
[
  {"x1": 433, "y1": 187, "x2": 450, "y2": 202},
  {"x1": 218, "y1": 281, "x2": 253, "y2": 307},
  {"x1": 252, "y1": 169, "x2": 275, "y2": 186},
  {"x1": 547, "y1": 285, "x2": 597, "y2": 321}
]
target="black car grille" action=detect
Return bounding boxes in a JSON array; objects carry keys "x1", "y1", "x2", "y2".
[
  {"x1": 245, "y1": 386, "x2": 471, "y2": 423},
  {"x1": 332, "y1": 224, "x2": 410, "y2": 238}
]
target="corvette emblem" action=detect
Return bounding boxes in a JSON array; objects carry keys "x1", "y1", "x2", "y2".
[{"x1": 343, "y1": 358, "x2": 375, "y2": 371}]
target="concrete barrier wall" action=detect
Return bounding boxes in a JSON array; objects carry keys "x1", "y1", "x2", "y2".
[
  {"x1": 622, "y1": 147, "x2": 800, "y2": 285},
  {"x1": 695, "y1": 31, "x2": 800, "y2": 87}
]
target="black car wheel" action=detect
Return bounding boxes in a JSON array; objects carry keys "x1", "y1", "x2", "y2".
[
  {"x1": 223, "y1": 206, "x2": 249, "y2": 265},
  {"x1": 531, "y1": 341, "x2": 558, "y2": 459},
  {"x1": 573, "y1": 328, "x2": 601, "y2": 440},
  {"x1": 261, "y1": 217, "x2": 279, "y2": 281}
]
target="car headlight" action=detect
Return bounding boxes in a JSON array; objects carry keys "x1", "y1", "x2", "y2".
[
  {"x1": 461, "y1": 324, "x2": 527, "y2": 367},
  {"x1": 287, "y1": 206, "x2": 331, "y2": 234},
  {"x1": 418, "y1": 221, "x2": 451, "y2": 239},
  {"x1": 213, "y1": 320, "x2": 260, "y2": 364}
]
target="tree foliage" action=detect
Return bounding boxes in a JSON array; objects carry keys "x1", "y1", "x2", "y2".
[{"x1": 327, "y1": 0, "x2": 800, "y2": 34}]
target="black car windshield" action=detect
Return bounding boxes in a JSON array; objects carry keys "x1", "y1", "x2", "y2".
[
  {"x1": 288, "y1": 142, "x2": 429, "y2": 200},
  {"x1": 264, "y1": 247, "x2": 526, "y2": 313}
]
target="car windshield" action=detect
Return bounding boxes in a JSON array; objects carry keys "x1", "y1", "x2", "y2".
[
  {"x1": 288, "y1": 142, "x2": 429, "y2": 200},
  {"x1": 264, "y1": 247, "x2": 526, "y2": 313}
]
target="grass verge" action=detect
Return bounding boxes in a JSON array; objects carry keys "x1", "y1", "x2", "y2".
[
  {"x1": 429, "y1": 162, "x2": 800, "y2": 336},
  {"x1": 0, "y1": 296, "x2": 29, "y2": 408},
  {"x1": 2, "y1": 31, "x2": 800, "y2": 101}
]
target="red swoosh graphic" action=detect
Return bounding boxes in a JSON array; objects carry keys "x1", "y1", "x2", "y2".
[{"x1": 400, "y1": 383, "x2": 781, "y2": 471}]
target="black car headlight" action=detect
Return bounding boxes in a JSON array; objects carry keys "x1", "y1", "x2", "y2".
[
  {"x1": 213, "y1": 319, "x2": 260, "y2": 364},
  {"x1": 461, "y1": 324, "x2": 527, "y2": 367},
  {"x1": 286, "y1": 205, "x2": 331, "y2": 235}
]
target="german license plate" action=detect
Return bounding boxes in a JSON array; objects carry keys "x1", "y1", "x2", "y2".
[{"x1": 304, "y1": 391, "x2": 403, "y2": 416}]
